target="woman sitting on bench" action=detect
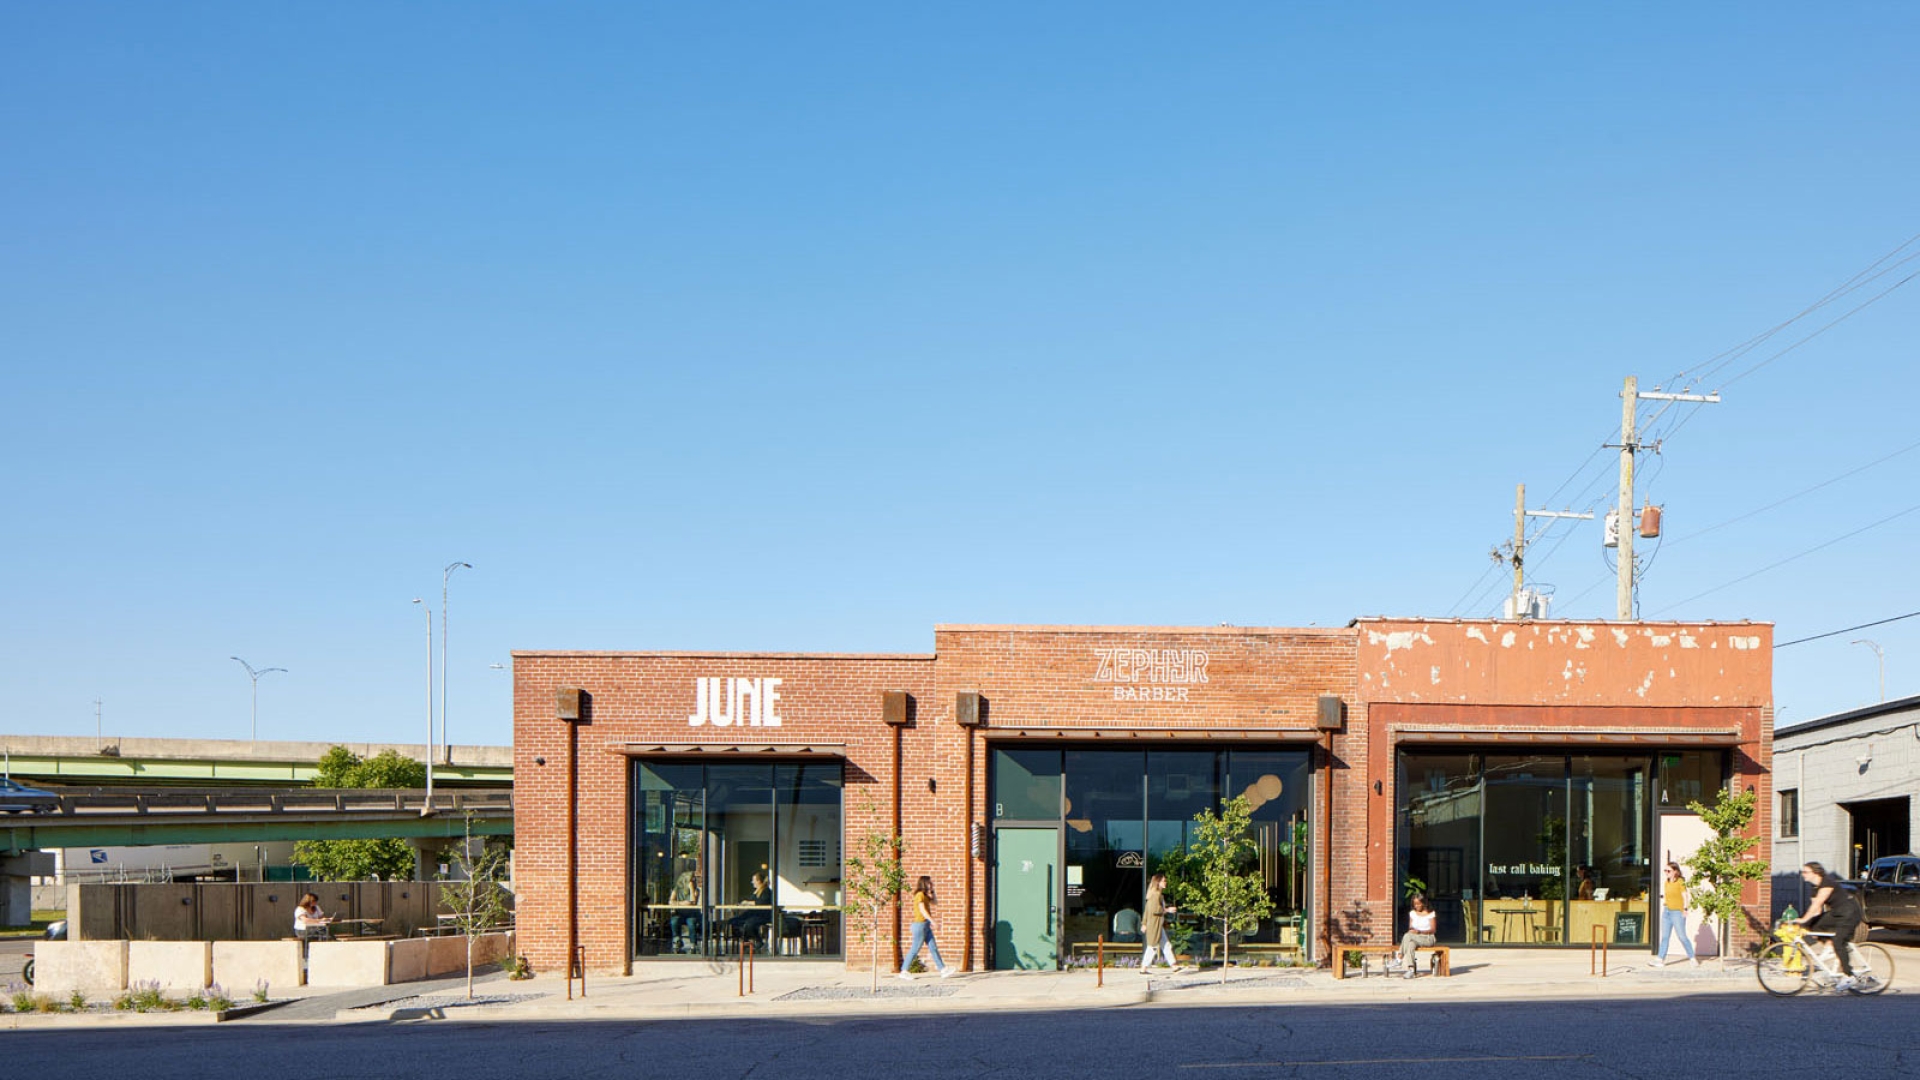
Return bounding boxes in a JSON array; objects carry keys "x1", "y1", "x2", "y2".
[{"x1": 1392, "y1": 894, "x2": 1437, "y2": 979}]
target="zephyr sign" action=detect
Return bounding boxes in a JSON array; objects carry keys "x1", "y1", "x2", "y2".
[{"x1": 688, "y1": 677, "x2": 784, "y2": 727}]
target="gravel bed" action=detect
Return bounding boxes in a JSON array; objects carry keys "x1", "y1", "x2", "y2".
[
  {"x1": 1154, "y1": 974, "x2": 1309, "y2": 992},
  {"x1": 774, "y1": 985, "x2": 960, "y2": 1002},
  {"x1": 356, "y1": 992, "x2": 547, "y2": 1011}
]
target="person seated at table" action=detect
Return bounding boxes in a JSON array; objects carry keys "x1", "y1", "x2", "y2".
[
  {"x1": 668, "y1": 867, "x2": 704, "y2": 953},
  {"x1": 1575, "y1": 866, "x2": 1596, "y2": 900},
  {"x1": 1111, "y1": 906, "x2": 1142, "y2": 943},
  {"x1": 729, "y1": 872, "x2": 774, "y2": 947},
  {"x1": 294, "y1": 893, "x2": 333, "y2": 942},
  {"x1": 1391, "y1": 894, "x2": 1438, "y2": 979}
]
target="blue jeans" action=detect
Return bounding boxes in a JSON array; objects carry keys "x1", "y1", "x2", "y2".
[
  {"x1": 1656, "y1": 909, "x2": 1694, "y2": 960},
  {"x1": 902, "y1": 920, "x2": 945, "y2": 973}
]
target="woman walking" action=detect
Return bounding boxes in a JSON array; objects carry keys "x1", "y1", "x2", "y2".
[
  {"x1": 1139, "y1": 873, "x2": 1182, "y2": 973},
  {"x1": 1651, "y1": 862, "x2": 1699, "y2": 967},
  {"x1": 898, "y1": 875, "x2": 958, "y2": 979}
]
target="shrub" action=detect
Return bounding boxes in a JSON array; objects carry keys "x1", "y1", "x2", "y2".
[
  {"x1": 207, "y1": 984, "x2": 234, "y2": 1012},
  {"x1": 67, "y1": 990, "x2": 87, "y2": 1011},
  {"x1": 252, "y1": 979, "x2": 271, "y2": 1003}
]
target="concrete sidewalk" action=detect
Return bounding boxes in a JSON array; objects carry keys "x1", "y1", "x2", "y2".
[{"x1": 385, "y1": 947, "x2": 1826, "y2": 1024}]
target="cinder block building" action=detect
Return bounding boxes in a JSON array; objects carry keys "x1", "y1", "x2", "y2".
[
  {"x1": 512, "y1": 618, "x2": 1772, "y2": 974},
  {"x1": 1770, "y1": 693, "x2": 1919, "y2": 916}
]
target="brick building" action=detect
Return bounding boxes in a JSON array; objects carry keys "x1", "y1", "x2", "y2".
[{"x1": 512, "y1": 617, "x2": 1772, "y2": 974}]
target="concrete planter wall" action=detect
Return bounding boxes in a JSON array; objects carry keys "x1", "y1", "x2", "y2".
[
  {"x1": 33, "y1": 941, "x2": 129, "y2": 998},
  {"x1": 306, "y1": 940, "x2": 391, "y2": 988},
  {"x1": 428, "y1": 931, "x2": 513, "y2": 975},
  {"x1": 388, "y1": 937, "x2": 430, "y2": 983},
  {"x1": 129, "y1": 941, "x2": 212, "y2": 991},
  {"x1": 213, "y1": 940, "x2": 304, "y2": 993}
]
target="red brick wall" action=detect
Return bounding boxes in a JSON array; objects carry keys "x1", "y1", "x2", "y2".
[
  {"x1": 511, "y1": 619, "x2": 1774, "y2": 972},
  {"x1": 1354, "y1": 619, "x2": 1774, "y2": 953},
  {"x1": 511, "y1": 651, "x2": 932, "y2": 975}
]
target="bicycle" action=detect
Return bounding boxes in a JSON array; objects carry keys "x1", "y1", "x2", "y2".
[{"x1": 1756, "y1": 925, "x2": 1892, "y2": 997}]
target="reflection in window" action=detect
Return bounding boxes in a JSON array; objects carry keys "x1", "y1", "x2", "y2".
[
  {"x1": 1398, "y1": 751, "x2": 1656, "y2": 947},
  {"x1": 1658, "y1": 751, "x2": 1726, "y2": 808},
  {"x1": 631, "y1": 760, "x2": 843, "y2": 959},
  {"x1": 994, "y1": 746, "x2": 1310, "y2": 966}
]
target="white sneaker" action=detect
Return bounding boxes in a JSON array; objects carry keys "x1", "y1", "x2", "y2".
[
  {"x1": 1688, "y1": 958, "x2": 1700, "y2": 968},
  {"x1": 1835, "y1": 976, "x2": 1856, "y2": 992},
  {"x1": 1649, "y1": 957, "x2": 1665, "y2": 968},
  {"x1": 939, "y1": 966, "x2": 958, "y2": 979},
  {"x1": 896, "y1": 972, "x2": 914, "y2": 981}
]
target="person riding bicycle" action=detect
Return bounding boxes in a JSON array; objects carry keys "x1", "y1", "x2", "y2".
[{"x1": 1795, "y1": 862, "x2": 1864, "y2": 990}]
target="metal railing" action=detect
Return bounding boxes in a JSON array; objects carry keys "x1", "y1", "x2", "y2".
[{"x1": 48, "y1": 787, "x2": 513, "y2": 817}]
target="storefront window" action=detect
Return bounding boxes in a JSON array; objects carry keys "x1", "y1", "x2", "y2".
[
  {"x1": 1063, "y1": 749, "x2": 1145, "y2": 952},
  {"x1": 994, "y1": 748, "x2": 1062, "y2": 821},
  {"x1": 1658, "y1": 751, "x2": 1726, "y2": 808},
  {"x1": 1400, "y1": 753, "x2": 1480, "y2": 945},
  {"x1": 992, "y1": 745, "x2": 1310, "y2": 969},
  {"x1": 1399, "y1": 750, "x2": 1656, "y2": 947},
  {"x1": 632, "y1": 760, "x2": 844, "y2": 959},
  {"x1": 1570, "y1": 755, "x2": 1652, "y2": 946}
]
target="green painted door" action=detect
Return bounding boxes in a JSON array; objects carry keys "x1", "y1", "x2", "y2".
[{"x1": 993, "y1": 827, "x2": 1058, "y2": 970}]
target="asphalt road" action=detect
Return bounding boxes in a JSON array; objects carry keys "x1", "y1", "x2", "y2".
[
  {"x1": 0, "y1": 939, "x2": 30, "y2": 984},
  {"x1": 6, "y1": 991, "x2": 1918, "y2": 1078}
]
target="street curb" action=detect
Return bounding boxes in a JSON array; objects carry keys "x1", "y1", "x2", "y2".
[{"x1": 429, "y1": 988, "x2": 1157, "y2": 1023}]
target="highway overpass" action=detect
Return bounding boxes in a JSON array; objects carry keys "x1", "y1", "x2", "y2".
[
  {"x1": 0, "y1": 787, "x2": 513, "y2": 853},
  {"x1": 0, "y1": 734, "x2": 512, "y2": 787}
]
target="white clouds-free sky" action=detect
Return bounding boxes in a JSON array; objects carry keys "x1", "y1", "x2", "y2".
[{"x1": 4, "y1": 3, "x2": 1916, "y2": 747}]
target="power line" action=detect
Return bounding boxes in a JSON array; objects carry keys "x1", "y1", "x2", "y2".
[
  {"x1": 1776, "y1": 610, "x2": 1920, "y2": 649},
  {"x1": 1668, "y1": 434, "x2": 1920, "y2": 547},
  {"x1": 1649, "y1": 501, "x2": 1920, "y2": 615}
]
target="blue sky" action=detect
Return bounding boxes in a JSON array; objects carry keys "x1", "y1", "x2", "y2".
[{"x1": 4, "y1": 3, "x2": 1917, "y2": 748}]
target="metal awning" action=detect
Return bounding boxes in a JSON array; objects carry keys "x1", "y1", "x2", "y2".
[
  {"x1": 1392, "y1": 728, "x2": 1742, "y2": 747},
  {"x1": 609, "y1": 743, "x2": 847, "y2": 757},
  {"x1": 983, "y1": 728, "x2": 1325, "y2": 742}
]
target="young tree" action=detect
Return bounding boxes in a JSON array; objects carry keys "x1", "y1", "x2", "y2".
[
  {"x1": 1682, "y1": 787, "x2": 1770, "y2": 964},
  {"x1": 1172, "y1": 794, "x2": 1275, "y2": 984},
  {"x1": 438, "y1": 815, "x2": 514, "y2": 999},
  {"x1": 843, "y1": 813, "x2": 906, "y2": 994},
  {"x1": 292, "y1": 748, "x2": 429, "y2": 880}
]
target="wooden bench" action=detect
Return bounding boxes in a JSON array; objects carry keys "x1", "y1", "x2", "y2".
[
  {"x1": 1209, "y1": 942, "x2": 1303, "y2": 964},
  {"x1": 1334, "y1": 944, "x2": 1450, "y2": 979}
]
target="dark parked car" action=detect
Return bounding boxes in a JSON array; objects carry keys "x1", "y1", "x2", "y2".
[
  {"x1": 0, "y1": 777, "x2": 59, "y2": 814},
  {"x1": 1855, "y1": 855, "x2": 1920, "y2": 931}
]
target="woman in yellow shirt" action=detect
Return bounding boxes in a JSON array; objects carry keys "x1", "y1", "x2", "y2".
[
  {"x1": 898, "y1": 875, "x2": 957, "y2": 979},
  {"x1": 1651, "y1": 862, "x2": 1699, "y2": 967}
]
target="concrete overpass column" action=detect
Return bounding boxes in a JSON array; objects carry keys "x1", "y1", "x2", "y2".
[
  {"x1": 0, "y1": 852, "x2": 53, "y2": 927},
  {"x1": 411, "y1": 838, "x2": 445, "y2": 881}
]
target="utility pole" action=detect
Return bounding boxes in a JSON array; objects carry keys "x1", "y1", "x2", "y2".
[
  {"x1": 1511, "y1": 483, "x2": 1526, "y2": 609},
  {"x1": 1496, "y1": 484, "x2": 1593, "y2": 617},
  {"x1": 1617, "y1": 376, "x2": 1637, "y2": 620},
  {"x1": 1614, "y1": 378, "x2": 1721, "y2": 620}
]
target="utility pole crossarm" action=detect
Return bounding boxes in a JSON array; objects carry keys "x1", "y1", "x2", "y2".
[
  {"x1": 1636, "y1": 390, "x2": 1722, "y2": 403},
  {"x1": 1525, "y1": 510, "x2": 1597, "y2": 520}
]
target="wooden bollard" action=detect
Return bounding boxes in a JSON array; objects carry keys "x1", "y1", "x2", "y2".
[{"x1": 1097, "y1": 934, "x2": 1105, "y2": 988}]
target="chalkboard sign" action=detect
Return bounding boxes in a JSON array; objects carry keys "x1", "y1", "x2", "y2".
[{"x1": 1615, "y1": 912, "x2": 1646, "y2": 943}]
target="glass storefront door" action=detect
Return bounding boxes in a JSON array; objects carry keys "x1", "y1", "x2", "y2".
[
  {"x1": 1398, "y1": 749, "x2": 1675, "y2": 947},
  {"x1": 992, "y1": 744, "x2": 1312, "y2": 969},
  {"x1": 632, "y1": 759, "x2": 844, "y2": 959}
]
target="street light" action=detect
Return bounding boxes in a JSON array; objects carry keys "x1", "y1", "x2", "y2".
[
  {"x1": 1851, "y1": 639, "x2": 1886, "y2": 703},
  {"x1": 442, "y1": 561, "x2": 472, "y2": 768},
  {"x1": 230, "y1": 657, "x2": 287, "y2": 744},
  {"x1": 413, "y1": 598, "x2": 435, "y2": 809}
]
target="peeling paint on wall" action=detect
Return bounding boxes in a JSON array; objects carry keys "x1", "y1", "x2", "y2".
[
  {"x1": 1466, "y1": 627, "x2": 1489, "y2": 643},
  {"x1": 1500, "y1": 631, "x2": 1516, "y2": 648},
  {"x1": 1730, "y1": 636, "x2": 1761, "y2": 651}
]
